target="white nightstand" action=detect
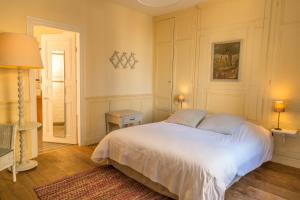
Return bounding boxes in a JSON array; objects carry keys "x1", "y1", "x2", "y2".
[
  {"x1": 271, "y1": 128, "x2": 298, "y2": 144},
  {"x1": 105, "y1": 110, "x2": 143, "y2": 134}
]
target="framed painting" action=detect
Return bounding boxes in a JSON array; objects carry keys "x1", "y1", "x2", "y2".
[{"x1": 211, "y1": 41, "x2": 241, "y2": 80}]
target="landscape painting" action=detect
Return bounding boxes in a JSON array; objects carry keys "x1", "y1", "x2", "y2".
[{"x1": 212, "y1": 41, "x2": 241, "y2": 80}]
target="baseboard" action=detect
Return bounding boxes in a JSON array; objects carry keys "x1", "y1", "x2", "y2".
[
  {"x1": 272, "y1": 154, "x2": 300, "y2": 169},
  {"x1": 85, "y1": 135, "x2": 105, "y2": 146}
]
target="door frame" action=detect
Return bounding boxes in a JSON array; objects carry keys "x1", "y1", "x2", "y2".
[
  {"x1": 27, "y1": 16, "x2": 85, "y2": 157},
  {"x1": 41, "y1": 34, "x2": 77, "y2": 144}
]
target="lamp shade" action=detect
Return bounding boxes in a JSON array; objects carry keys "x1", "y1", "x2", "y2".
[
  {"x1": 0, "y1": 32, "x2": 43, "y2": 69},
  {"x1": 274, "y1": 100, "x2": 285, "y2": 112},
  {"x1": 177, "y1": 94, "x2": 185, "y2": 102}
]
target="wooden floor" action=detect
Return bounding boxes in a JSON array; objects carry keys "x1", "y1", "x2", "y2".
[
  {"x1": 1, "y1": 146, "x2": 300, "y2": 200},
  {"x1": 38, "y1": 127, "x2": 72, "y2": 154}
]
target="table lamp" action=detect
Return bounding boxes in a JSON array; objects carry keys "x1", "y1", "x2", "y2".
[
  {"x1": 177, "y1": 94, "x2": 185, "y2": 109},
  {"x1": 0, "y1": 32, "x2": 43, "y2": 171},
  {"x1": 273, "y1": 100, "x2": 285, "y2": 130}
]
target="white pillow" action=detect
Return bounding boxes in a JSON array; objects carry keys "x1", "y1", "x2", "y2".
[
  {"x1": 166, "y1": 109, "x2": 207, "y2": 128},
  {"x1": 197, "y1": 114, "x2": 244, "y2": 135}
]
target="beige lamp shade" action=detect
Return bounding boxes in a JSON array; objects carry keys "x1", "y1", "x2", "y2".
[
  {"x1": 274, "y1": 100, "x2": 285, "y2": 112},
  {"x1": 0, "y1": 32, "x2": 43, "y2": 69}
]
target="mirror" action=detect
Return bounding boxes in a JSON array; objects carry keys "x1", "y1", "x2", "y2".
[{"x1": 51, "y1": 51, "x2": 66, "y2": 138}]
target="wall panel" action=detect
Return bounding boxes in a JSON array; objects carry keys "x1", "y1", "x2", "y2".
[
  {"x1": 154, "y1": 0, "x2": 300, "y2": 168},
  {"x1": 86, "y1": 99, "x2": 109, "y2": 145},
  {"x1": 172, "y1": 40, "x2": 195, "y2": 110},
  {"x1": 205, "y1": 89, "x2": 246, "y2": 116},
  {"x1": 196, "y1": 22, "x2": 265, "y2": 121},
  {"x1": 85, "y1": 94, "x2": 153, "y2": 145},
  {"x1": 269, "y1": 0, "x2": 300, "y2": 168}
]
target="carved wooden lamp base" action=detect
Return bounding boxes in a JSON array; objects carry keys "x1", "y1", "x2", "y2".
[{"x1": 16, "y1": 70, "x2": 41, "y2": 172}]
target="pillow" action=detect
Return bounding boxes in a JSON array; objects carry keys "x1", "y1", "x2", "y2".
[
  {"x1": 165, "y1": 109, "x2": 207, "y2": 128},
  {"x1": 197, "y1": 114, "x2": 244, "y2": 135}
]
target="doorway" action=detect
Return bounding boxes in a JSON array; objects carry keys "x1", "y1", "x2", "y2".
[{"x1": 33, "y1": 26, "x2": 80, "y2": 154}]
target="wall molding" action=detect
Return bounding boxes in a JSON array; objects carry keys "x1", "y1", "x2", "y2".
[
  {"x1": 198, "y1": 20, "x2": 265, "y2": 35},
  {"x1": 85, "y1": 93, "x2": 152, "y2": 101}
]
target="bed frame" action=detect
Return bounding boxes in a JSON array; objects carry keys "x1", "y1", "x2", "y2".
[{"x1": 101, "y1": 159, "x2": 241, "y2": 199}]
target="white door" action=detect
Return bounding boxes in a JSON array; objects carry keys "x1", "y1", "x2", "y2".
[
  {"x1": 154, "y1": 18, "x2": 175, "y2": 121},
  {"x1": 41, "y1": 34, "x2": 77, "y2": 144}
]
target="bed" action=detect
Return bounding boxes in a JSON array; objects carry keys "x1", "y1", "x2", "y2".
[{"x1": 91, "y1": 113, "x2": 273, "y2": 200}]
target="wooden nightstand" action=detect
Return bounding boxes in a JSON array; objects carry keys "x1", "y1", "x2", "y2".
[
  {"x1": 271, "y1": 128, "x2": 298, "y2": 144},
  {"x1": 105, "y1": 110, "x2": 143, "y2": 133}
]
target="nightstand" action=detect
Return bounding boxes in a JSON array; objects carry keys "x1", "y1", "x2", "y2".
[
  {"x1": 105, "y1": 110, "x2": 143, "y2": 133},
  {"x1": 271, "y1": 128, "x2": 298, "y2": 144}
]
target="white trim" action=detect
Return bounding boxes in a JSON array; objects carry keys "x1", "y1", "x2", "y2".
[{"x1": 27, "y1": 16, "x2": 85, "y2": 157}]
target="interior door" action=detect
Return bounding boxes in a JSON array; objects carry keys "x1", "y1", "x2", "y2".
[
  {"x1": 41, "y1": 33, "x2": 77, "y2": 144},
  {"x1": 154, "y1": 18, "x2": 175, "y2": 121}
]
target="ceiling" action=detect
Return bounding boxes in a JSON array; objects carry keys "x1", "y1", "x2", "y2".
[{"x1": 111, "y1": 0, "x2": 207, "y2": 16}]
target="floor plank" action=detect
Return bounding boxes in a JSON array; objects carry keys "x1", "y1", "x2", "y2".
[{"x1": 1, "y1": 146, "x2": 300, "y2": 200}]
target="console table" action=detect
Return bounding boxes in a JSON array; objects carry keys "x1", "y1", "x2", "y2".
[{"x1": 105, "y1": 110, "x2": 143, "y2": 133}]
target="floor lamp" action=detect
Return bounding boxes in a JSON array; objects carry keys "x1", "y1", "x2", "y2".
[{"x1": 0, "y1": 33, "x2": 43, "y2": 171}]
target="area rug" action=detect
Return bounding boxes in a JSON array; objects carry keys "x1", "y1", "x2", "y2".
[{"x1": 34, "y1": 166, "x2": 171, "y2": 200}]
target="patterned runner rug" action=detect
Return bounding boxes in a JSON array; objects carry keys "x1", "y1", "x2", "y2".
[{"x1": 34, "y1": 166, "x2": 171, "y2": 200}]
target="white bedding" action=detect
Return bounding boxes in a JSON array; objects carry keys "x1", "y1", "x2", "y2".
[{"x1": 91, "y1": 121, "x2": 273, "y2": 200}]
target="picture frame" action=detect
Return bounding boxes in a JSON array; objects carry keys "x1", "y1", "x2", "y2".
[{"x1": 211, "y1": 40, "x2": 242, "y2": 81}]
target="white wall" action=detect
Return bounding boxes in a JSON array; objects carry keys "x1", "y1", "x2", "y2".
[
  {"x1": 195, "y1": 0, "x2": 267, "y2": 121},
  {"x1": 154, "y1": 0, "x2": 267, "y2": 121},
  {"x1": 83, "y1": 1, "x2": 153, "y2": 144},
  {"x1": 0, "y1": 0, "x2": 153, "y2": 157},
  {"x1": 268, "y1": 0, "x2": 300, "y2": 168},
  {"x1": 154, "y1": 0, "x2": 300, "y2": 168},
  {"x1": 85, "y1": 1, "x2": 153, "y2": 96}
]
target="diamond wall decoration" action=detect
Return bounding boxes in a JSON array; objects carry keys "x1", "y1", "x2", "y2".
[{"x1": 109, "y1": 51, "x2": 138, "y2": 69}]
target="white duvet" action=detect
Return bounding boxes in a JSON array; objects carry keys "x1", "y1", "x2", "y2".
[{"x1": 91, "y1": 121, "x2": 273, "y2": 200}]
